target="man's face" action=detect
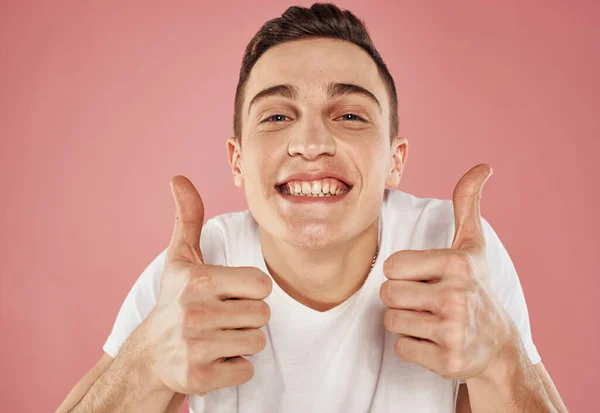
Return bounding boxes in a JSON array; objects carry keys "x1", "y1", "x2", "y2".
[{"x1": 228, "y1": 38, "x2": 407, "y2": 249}]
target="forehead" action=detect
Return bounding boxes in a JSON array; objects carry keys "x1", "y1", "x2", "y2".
[{"x1": 243, "y1": 38, "x2": 388, "y2": 110}]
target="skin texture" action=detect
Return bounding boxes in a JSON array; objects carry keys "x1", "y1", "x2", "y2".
[
  {"x1": 456, "y1": 362, "x2": 568, "y2": 412},
  {"x1": 55, "y1": 352, "x2": 186, "y2": 413}
]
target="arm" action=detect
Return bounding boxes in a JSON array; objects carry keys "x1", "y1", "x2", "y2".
[
  {"x1": 456, "y1": 341, "x2": 568, "y2": 413},
  {"x1": 456, "y1": 362, "x2": 568, "y2": 413},
  {"x1": 460, "y1": 216, "x2": 567, "y2": 412},
  {"x1": 533, "y1": 362, "x2": 568, "y2": 412},
  {"x1": 56, "y1": 353, "x2": 114, "y2": 412},
  {"x1": 56, "y1": 346, "x2": 184, "y2": 413}
]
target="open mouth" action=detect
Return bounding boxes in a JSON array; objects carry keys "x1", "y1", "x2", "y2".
[{"x1": 275, "y1": 177, "x2": 352, "y2": 197}]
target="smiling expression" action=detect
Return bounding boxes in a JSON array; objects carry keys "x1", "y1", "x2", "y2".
[{"x1": 227, "y1": 37, "x2": 408, "y2": 249}]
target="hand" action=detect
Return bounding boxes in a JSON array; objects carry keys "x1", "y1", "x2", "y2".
[
  {"x1": 133, "y1": 176, "x2": 273, "y2": 396},
  {"x1": 380, "y1": 164, "x2": 514, "y2": 381}
]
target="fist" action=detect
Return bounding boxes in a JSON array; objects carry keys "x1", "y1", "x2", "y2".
[
  {"x1": 137, "y1": 176, "x2": 273, "y2": 396},
  {"x1": 379, "y1": 164, "x2": 513, "y2": 380}
]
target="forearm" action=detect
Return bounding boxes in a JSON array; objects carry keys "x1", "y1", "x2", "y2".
[
  {"x1": 465, "y1": 329, "x2": 560, "y2": 413},
  {"x1": 69, "y1": 341, "x2": 174, "y2": 413}
]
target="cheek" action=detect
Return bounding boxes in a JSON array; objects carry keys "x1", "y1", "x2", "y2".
[
  {"x1": 240, "y1": 143, "x2": 277, "y2": 189},
  {"x1": 349, "y1": 139, "x2": 389, "y2": 180},
  {"x1": 245, "y1": 132, "x2": 287, "y2": 162}
]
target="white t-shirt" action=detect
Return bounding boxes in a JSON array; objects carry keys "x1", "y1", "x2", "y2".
[{"x1": 103, "y1": 189, "x2": 540, "y2": 413}]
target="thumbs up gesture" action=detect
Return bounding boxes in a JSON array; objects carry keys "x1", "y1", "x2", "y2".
[
  {"x1": 380, "y1": 164, "x2": 515, "y2": 381},
  {"x1": 137, "y1": 176, "x2": 273, "y2": 396}
]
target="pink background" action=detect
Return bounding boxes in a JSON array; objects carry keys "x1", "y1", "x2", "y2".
[{"x1": 1, "y1": 1, "x2": 598, "y2": 411}]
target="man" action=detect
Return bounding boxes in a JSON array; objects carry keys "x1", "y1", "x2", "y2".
[{"x1": 57, "y1": 3, "x2": 567, "y2": 413}]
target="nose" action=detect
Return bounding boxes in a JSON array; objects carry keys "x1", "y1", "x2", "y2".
[{"x1": 288, "y1": 117, "x2": 336, "y2": 160}]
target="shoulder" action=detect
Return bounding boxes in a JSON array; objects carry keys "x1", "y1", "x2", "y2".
[
  {"x1": 203, "y1": 209, "x2": 256, "y2": 240},
  {"x1": 382, "y1": 190, "x2": 516, "y2": 289},
  {"x1": 200, "y1": 209, "x2": 257, "y2": 266},
  {"x1": 382, "y1": 189, "x2": 500, "y2": 248},
  {"x1": 383, "y1": 189, "x2": 455, "y2": 227},
  {"x1": 138, "y1": 210, "x2": 255, "y2": 276},
  {"x1": 382, "y1": 189, "x2": 457, "y2": 250}
]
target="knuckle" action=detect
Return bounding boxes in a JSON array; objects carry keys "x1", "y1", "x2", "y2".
[
  {"x1": 252, "y1": 329, "x2": 267, "y2": 352},
  {"x1": 394, "y1": 336, "x2": 409, "y2": 358},
  {"x1": 444, "y1": 252, "x2": 470, "y2": 276},
  {"x1": 383, "y1": 256, "x2": 395, "y2": 277},
  {"x1": 197, "y1": 307, "x2": 215, "y2": 324},
  {"x1": 257, "y1": 301, "x2": 271, "y2": 324},
  {"x1": 439, "y1": 323, "x2": 464, "y2": 348},
  {"x1": 240, "y1": 360, "x2": 255, "y2": 384},
  {"x1": 379, "y1": 281, "x2": 391, "y2": 304},
  {"x1": 441, "y1": 289, "x2": 468, "y2": 316},
  {"x1": 188, "y1": 338, "x2": 212, "y2": 362},
  {"x1": 187, "y1": 306, "x2": 217, "y2": 328},
  {"x1": 257, "y1": 271, "x2": 273, "y2": 296},
  {"x1": 384, "y1": 309, "x2": 395, "y2": 331}
]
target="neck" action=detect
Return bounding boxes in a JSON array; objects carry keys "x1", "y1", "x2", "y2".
[{"x1": 259, "y1": 219, "x2": 379, "y2": 312}]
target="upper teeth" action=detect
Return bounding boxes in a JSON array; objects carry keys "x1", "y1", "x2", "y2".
[{"x1": 281, "y1": 178, "x2": 349, "y2": 196}]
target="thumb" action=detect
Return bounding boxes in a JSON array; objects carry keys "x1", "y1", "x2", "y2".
[
  {"x1": 450, "y1": 164, "x2": 493, "y2": 253},
  {"x1": 166, "y1": 175, "x2": 205, "y2": 265}
]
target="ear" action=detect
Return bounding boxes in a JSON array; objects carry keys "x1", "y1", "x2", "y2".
[
  {"x1": 385, "y1": 136, "x2": 408, "y2": 189},
  {"x1": 226, "y1": 137, "x2": 244, "y2": 188}
]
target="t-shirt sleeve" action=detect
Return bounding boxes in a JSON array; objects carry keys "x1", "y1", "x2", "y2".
[
  {"x1": 102, "y1": 247, "x2": 166, "y2": 358},
  {"x1": 480, "y1": 216, "x2": 541, "y2": 366},
  {"x1": 102, "y1": 220, "x2": 227, "y2": 358}
]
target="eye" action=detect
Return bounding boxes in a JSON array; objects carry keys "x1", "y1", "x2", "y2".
[
  {"x1": 263, "y1": 114, "x2": 289, "y2": 123},
  {"x1": 339, "y1": 113, "x2": 365, "y2": 122}
]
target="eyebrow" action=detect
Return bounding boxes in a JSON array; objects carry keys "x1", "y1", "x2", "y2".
[
  {"x1": 326, "y1": 82, "x2": 382, "y2": 112},
  {"x1": 247, "y1": 82, "x2": 382, "y2": 115},
  {"x1": 248, "y1": 84, "x2": 298, "y2": 115}
]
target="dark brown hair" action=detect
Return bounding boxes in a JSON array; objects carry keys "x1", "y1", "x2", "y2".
[{"x1": 233, "y1": 2, "x2": 398, "y2": 140}]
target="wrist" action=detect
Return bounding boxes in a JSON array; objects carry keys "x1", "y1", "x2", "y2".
[
  {"x1": 474, "y1": 323, "x2": 526, "y2": 381},
  {"x1": 465, "y1": 324, "x2": 536, "y2": 409},
  {"x1": 465, "y1": 327, "x2": 557, "y2": 413},
  {"x1": 116, "y1": 324, "x2": 175, "y2": 407}
]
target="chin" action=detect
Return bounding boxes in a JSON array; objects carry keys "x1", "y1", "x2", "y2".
[{"x1": 279, "y1": 220, "x2": 347, "y2": 249}]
